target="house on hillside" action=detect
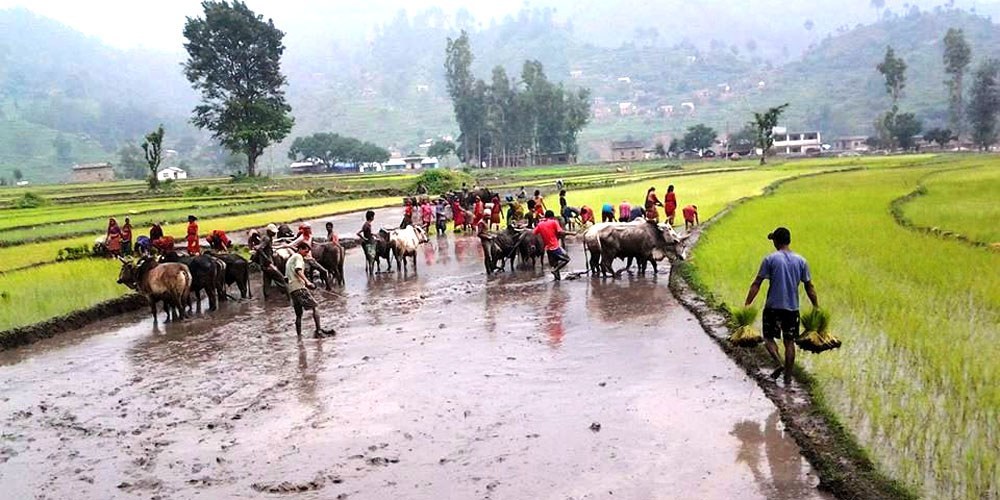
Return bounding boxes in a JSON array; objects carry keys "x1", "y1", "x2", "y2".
[
  {"x1": 772, "y1": 127, "x2": 822, "y2": 154},
  {"x1": 610, "y1": 140, "x2": 645, "y2": 161},
  {"x1": 384, "y1": 158, "x2": 407, "y2": 171},
  {"x1": 157, "y1": 166, "x2": 188, "y2": 181},
  {"x1": 71, "y1": 162, "x2": 114, "y2": 183}
]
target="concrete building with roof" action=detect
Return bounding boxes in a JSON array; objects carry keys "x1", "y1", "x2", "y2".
[{"x1": 71, "y1": 162, "x2": 114, "y2": 183}]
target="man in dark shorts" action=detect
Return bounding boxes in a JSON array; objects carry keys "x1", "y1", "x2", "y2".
[
  {"x1": 286, "y1": 241, "x2": 326, "y2": 338},
  {"x1": 744, "y1": 227, "x2": 818, "y2": 384},
  {"x1": 533, "y1": 210, "x2": 575, "y2": 280}
]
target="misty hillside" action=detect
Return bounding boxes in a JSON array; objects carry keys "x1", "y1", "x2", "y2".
[{"x1": 2, "y1": 5, "x2": 1000, "y2": 182}]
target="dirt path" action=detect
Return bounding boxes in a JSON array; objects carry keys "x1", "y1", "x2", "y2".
[{"x1": 0, "y1": 209, "x2": 831, "y2": 499}]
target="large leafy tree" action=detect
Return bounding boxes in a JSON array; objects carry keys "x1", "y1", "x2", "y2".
[
  {"x1": 444, "y1": 31, "x2": 476, "y2": 163},
  {"x1": 750, "y1": 103, "x2": 789, "y2": 165},
  {"x1": 943, "y1": 28, "x2": 972, "y2": 138},
  {"x1": 877, "y1": 46, "x2": 907, "y2": 106},
  {"x1": 287, "y1": 133, "x2": 389, "y2": 166},
  {"x1": 967, "y1": 58, "x2": 1000, "y2": 150},
  {"x1": 682, "y1": 124, "x2": 718, "y2": 153},
  {"x1": 889, "y1": 112, "x2": 923, "y2": 150},
  {"x1": 183, "y1": 1, "x2": 293, "y2": 177}
]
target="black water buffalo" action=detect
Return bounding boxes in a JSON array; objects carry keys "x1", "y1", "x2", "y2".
[
  {"x1": 117, "y1": 257, "x2": 191, "y2": 323},
  {"x1": 373, "y1": 228, "x2": 394, "y2": 273},
  {"x1": 311, "y1": 242, "x2": 345, "y2": 287},
  {"x1": 596, "y1": 222, "x2": 687, "y2": 278},
  {"x1": 162, "y1": 253, "x2": 224, "y2": 311},
  {"x1": 207, "y1": 251, "x2": 252, "y2": 299},
  {"x1": 514, "y1": 228, "x2": 545, "y2": 269}
]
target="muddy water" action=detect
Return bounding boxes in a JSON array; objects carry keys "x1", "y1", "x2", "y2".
[{"x1": 0, "y1": 209, "x2": 831, "y2": 500}]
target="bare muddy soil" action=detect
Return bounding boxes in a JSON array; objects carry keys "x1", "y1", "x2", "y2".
[{"x1": 0, "y1": 209, "x2": 831, "y2": 499}]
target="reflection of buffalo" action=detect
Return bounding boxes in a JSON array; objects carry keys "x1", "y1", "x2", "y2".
[
  {"x1": 590, "y1": 222, "x2": 687, "y2": 278},
  {"x1": 117, "y1": 257, "x2": 191, "y2": 323}
]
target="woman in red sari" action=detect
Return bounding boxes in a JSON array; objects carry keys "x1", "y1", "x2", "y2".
[
  {"x1": 490, "y1": 195, "x2": 502, "y2": 230},
  {"x1": 186, "y1": 215, "x2": 201, "y2": 255},
  {"x1": 644, "y1": 187, "x2": 662, "y2": 222},
  {"x1": 452, "y1": 200, "x2": 466, "y2": 232},
  {"x1": 105, "y1": 218, "x2": 122, "y2": 256},
  {"x1": 472, "y1": 196, "x2": 485, "y2": 228},
  {"x1": 664, "y1": 184, "x2": 678, "y2": 226}
]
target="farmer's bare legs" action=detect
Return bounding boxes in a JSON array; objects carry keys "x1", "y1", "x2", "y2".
[
  {"x1": 294, "y1": 303, "x2": 304, "y2": 337},
  {"x1": 764, "y1": 337, "x2": 783, "y2": 379},
  {"x1": 311, "y1": 308, "x2": 321, "y2": 337},
  {"x1": 783, "y1": 336, "x2": 796, "y2": 384}
]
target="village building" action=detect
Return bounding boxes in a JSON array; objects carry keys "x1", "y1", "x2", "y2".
[
  {"x1": 834, "y1": 136, "x2": 869, "y2": 152},
  {"x1": 772, "y1": 127, "x2": 823, "y2": 154},
  {"x1": 288, "y1": 160, "x2": 326, "y2": 175},
  {"x1": 71, "y1": 162, "x2": 114, "y2": 183},
  {"x1": 384, "y1": 158, "x2": 407, "y2": 171},
  {"x1": 156, "y1": 166, "x2": 188, "y2": 181},
  {"x1": 610, "y1": 140, "x2": 645, "y2": 161}
]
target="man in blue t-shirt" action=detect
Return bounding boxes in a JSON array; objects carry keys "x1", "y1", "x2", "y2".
[{"x1": 744, "y1": 227, "x2": 819, "y2": 385}]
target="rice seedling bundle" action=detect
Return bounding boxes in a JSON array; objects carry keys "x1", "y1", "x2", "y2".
[
  {"x1": 727, "y1": 306, "x2": 763, "y2": 347},
  {"x1": 796, "y1": 308, "x2": 842, "y2": 353}
]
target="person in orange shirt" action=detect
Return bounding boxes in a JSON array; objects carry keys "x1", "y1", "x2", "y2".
[
  {"x1": 186, "y1": 215, "x2": 201, "y2": 255},
  {"x1": 665, "y1": 184, "x2": 678, "y2": 226}
]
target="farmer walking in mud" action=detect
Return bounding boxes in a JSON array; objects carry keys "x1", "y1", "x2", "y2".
[
  {"x1": 186, "y1": 215, "x2": 201, "y2": 255},
  {"x1": 286, "y1": 241, "x2": 327, "y2": 338},
  {"x1": 743, "y1": 227, "x2": 818, "y2": 385},
  {"x1": 533, "y1": 210, "x2": 574, "y2": 280},
  {"x1": 357, "y1": 210, "x2": 377, "y2": 274}
]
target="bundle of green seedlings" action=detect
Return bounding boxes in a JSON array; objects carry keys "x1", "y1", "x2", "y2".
[
  {"x1": 727, "y1": 306, "x2": 763, "y2": 347},
  {"x1": 796, "y1": 308, "x2": 842, "y2": 353}
]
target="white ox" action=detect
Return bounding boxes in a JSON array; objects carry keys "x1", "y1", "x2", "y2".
[{"x1": 389, "y1": 225, "x2": 428, "y2": 274}]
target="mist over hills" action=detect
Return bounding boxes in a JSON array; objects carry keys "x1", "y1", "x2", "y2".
[{"x1": 2, "y1": 3, "x2": 1000, "y2": 182}]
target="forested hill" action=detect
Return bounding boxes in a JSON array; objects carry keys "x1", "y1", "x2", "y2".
[{"x1": 2, "y1": 6, "x2": 1000, "y2": 183}]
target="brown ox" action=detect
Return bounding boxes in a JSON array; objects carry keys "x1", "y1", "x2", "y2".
[{"x1": 117, "y1": 257, "x2": 192, "y2": 323}]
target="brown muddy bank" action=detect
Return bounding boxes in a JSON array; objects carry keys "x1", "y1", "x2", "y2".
[
  {"x1": 0, "y1": 293, "x2": 146, "y2": 351},
  {"x1": 0, "y1": 215, "x2": 831, "y2": 499}
]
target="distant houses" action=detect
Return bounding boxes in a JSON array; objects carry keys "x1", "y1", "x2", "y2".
[
  {"x1": 71, "y1": 162, "x2": 114, "y2": 183},
  {"x1": 157, "y1": 166, "x2": 188, "y2": 181},
  {"x1": 290, "y1": 155, "x2": 440, "y2": 175},
  {"x1": 772, "y1": 127, "x2": 822, "y2": 154},
  {"x1": 610, "y1": 140, "x2": 645, "y2": 161}
]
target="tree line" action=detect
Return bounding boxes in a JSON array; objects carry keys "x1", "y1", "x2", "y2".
[{"x1": 444, "y1": 31, "x2": 591, "y2": 167}]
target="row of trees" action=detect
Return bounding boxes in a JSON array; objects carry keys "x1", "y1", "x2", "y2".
[
  {"x1": 444, "y1": 31, "x2": 591, "y2": 167},
  {"x1": 287, "y1": 133, "x2": 390, "y2": 166}
]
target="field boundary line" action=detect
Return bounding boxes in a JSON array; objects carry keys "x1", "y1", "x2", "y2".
[
  {"x1": 668, "y1": 165, "x2": 916, "y2": 500},
  {"x1": 0, "y1": 293, "x2": 147, "y2": 351},
  {"x1": 889, "y1": 164, "x2": 997, "y2": 250}
]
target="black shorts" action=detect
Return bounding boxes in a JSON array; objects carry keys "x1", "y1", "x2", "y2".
[
  {"x1": 290, "y1": 288, "x2": 318, "y2": 311},
  {"x1": 546, "y1": 248, "x2": 570, "y2": 264},
  {"x1": 762, "y1": 308, "x2": 799, "y2": 340}
]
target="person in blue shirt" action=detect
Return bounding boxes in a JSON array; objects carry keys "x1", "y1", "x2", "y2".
[
  {"x1": 601, "y1": 202, "x2": 616, "y2": 223},
  {"x1": 744, "y1": 227, "x2": 819, "y2": 385}
]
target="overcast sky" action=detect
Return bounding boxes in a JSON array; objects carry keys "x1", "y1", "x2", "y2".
[{"x1": 0, "y1": 0, "x2": 519, "y2": 51}]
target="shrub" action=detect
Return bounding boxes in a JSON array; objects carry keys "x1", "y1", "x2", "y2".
[
  {"x1": 13, "y1": 192, "x2": 48, "y2": 209},
  {"x1": 411, "y1": 169, "x2": 472, "y2": 195},
  {"x1": 184, "y1": 185, "x2": 223, "y2": 197}
]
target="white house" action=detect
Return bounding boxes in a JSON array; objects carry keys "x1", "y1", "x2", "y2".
[
  {"x1": 420, "y1": 157, "x2": 440, "y2": 169},
  {"x1": 157, "y1": 166, "x2": 188, "y2": 181},
  {"x1": 772, "y1": 127, "x2": 822, "y2": 154}
]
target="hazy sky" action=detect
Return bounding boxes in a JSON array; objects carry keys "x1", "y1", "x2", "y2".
[{"x1": 0, "y1": 0, "x2": 519, "y2": 51}]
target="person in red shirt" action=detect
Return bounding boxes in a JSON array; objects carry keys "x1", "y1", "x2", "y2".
[
  {"x1": 644, "y1": 187, "x2": 662, "y2": 222},
  {"x1": 472, "y1": 196, "x2": 485, "y2": 228},
  {"x1": 490, "y1": 195, "x2": 502, "y2": 230},
  {"x1": 186, "y1": 215, "x2": 201, "y2": 255},
  {"x1": 579, "y1": 205, "x2": 595, "y2": 226},
  {"x1": 683, "y1": 204, "x2": 699, "y2": 232},
  {"x1": 402, "y1": 199, "x2": 414, "y2": 228},
  {"x1": 206, "y1": 229, "x2": 232, "y2": 251},
  {"x1": 452, "y1": 200, "x2": 466, "y2": 232},
  {"x1": 665, "y1": 184, "x2": 678, "y2": 226},
  {"x1": 533, "y1": 210, "x2": 575, "y2": 280}
]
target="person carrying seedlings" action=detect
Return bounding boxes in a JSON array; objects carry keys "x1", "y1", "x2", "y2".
[
  {"x1": 286, "y1": 241, "x2": 328, "y2": 338},
  {"x1": 533, "y1": 210, "x2": 575, "y2": 281},
  {"x1": 682, "y1": 204, "x2": 699, "y2": 231},
  {"x1": 743, "y1": 227, "x2": 819, "y2": 385}
]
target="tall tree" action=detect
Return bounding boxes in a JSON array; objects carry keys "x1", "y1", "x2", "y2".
[
  {"x1": 444, "y1": 31, "x2": 475, "y2": 163},
  {"x1": 183, "y1": 1, "x2": 293, "y2": 177},
  {"x1": 142, "y1": 125, "x2": 165, "y2": 190},
  {"x1": 871, "y1": 0, "x2": 886, "y2": 19},
  {"x1": 889, "y1": 112, "x2": 923, "y2": 150},
  {"x1": 967, "y1": 58, "x2": 1000, "y2": 150},
  {"x1": 116, "y1": 144, "x2": 146, "y2": 180},
  {"x1": 943, "y1": 28, "x2": 972, "y2": 138},
  {"x1": 877, "y1": 46, "x2": 907, "y2": 106},
  {"x1": 750, "y1": 103, "x2": 789, "y2": 165}
]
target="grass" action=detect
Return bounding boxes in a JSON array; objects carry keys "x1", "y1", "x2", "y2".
[
  {"x1": 0, "y1": 259, "x2": 129, "y2": 332},
  {"x1": 901, "y1": 164, "x2": 1000, "y2": 245},
  {"x1": 688, "y1": 161, "x2": 999, "y2": 499}
]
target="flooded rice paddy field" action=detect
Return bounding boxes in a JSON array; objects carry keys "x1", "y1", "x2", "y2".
[{"x1": 0, "y1": 211, "x2": 831, "y2": 499}]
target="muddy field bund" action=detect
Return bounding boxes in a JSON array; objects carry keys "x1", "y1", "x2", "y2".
[{"x1": 0, "y1": 207, "x2": 830, "y2": 499}]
